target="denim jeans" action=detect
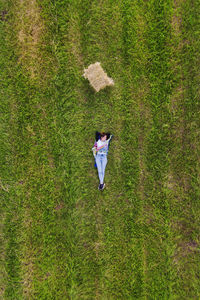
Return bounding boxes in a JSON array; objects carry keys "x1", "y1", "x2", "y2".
[{"x1": 95, "y1": 153, "x2": 107, "y2": 184}]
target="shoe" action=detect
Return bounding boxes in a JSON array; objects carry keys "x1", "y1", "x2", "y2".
[
  {"x1": 98, "y1": 184, "x2": 102, "y2": 190},
  {"x1": 99, "y1": 183, "x2": 105, "y2": 191},
  {"x1": 98, "y1": 184, "x2": 104, "y2": 190}
]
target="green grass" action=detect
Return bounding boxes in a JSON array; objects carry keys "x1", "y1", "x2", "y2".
[{"x1": 1, "y1": 0, "x2": 200, "y2": 298}]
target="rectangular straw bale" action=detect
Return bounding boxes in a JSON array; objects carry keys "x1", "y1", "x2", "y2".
[{"x1": 83, "y1": 62, "x2": 114, "y2": 92}]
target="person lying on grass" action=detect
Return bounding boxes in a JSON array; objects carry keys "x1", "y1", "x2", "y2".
[{"x1": 92, "y1": 132, "x2": 113, "y2": 191}]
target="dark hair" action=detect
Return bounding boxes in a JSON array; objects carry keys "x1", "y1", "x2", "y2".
[
  {"x1": 95, "y1": 131, "x2": 110, "y2": 141},
  {"x1": 100, "y1": 132, "x2": 107, "y2": 138}
]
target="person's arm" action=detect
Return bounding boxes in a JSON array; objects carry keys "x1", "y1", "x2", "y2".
[
  {"x1": 107, "y1": 134, "x2": 113, "y2": 142},
  {"x1": 92, "y1": 141, "x2": 98, "y2": 156}
]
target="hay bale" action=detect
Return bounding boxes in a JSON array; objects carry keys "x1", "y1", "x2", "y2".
[{"x1": 83, "y1": 62, "x2": 114, "y2": 92}]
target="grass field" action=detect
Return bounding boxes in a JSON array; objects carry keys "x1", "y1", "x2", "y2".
[{"x1": 1, "y1": 0, "x2": 200, "y2": 298}]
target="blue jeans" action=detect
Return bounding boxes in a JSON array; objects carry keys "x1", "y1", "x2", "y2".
[{"x1": 95, "y1": 154, "x2": 107, "y2": 184}]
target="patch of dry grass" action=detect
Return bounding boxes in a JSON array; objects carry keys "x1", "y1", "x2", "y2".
[{"x1": 15, "y1": 0, "x2": 44, "y2": 78}]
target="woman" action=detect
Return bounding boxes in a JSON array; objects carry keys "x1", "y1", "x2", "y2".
[{"x1": 92, "y1": 132, "x2": 113, "y2": 190}]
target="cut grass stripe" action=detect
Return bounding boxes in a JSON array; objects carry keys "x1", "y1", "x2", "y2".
[
  {"x1": 168, "y1": 0, "x2": 200, "y2": 297},
  {"x1": 0, "y1": 2, "x2": 24, "y2": 297},
  {"x1": 142, "y1": 0, "x2": 176, "y2": 298}
]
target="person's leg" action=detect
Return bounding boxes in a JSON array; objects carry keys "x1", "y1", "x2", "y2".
[
  {"x1": 95, "y1": 155, "x2": 104, "y2": 184},
  {"x1": 101, "y1": 155, "x2": 107, "y2": 184}
]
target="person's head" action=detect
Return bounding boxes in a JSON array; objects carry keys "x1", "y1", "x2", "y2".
[{"x1": 100, "y1": 132, "x2": 107, "y2": 141}]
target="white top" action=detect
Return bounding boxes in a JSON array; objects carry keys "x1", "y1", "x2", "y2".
[
  {"x1": 96, "y1": 139, "x2": 109, "y2": 155},
  {"x1": 97, "y1": 139, "x2": 108, "y2": 148},
  {"x1": 92, "y1": 135, "x2": 113, "y2": 156}
]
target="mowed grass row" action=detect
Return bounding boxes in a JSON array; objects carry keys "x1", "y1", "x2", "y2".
[
  {"x1": 0, "y1": 1, "x2": 19, "y2": 297},
  {"x1": 142, "y1": 1, "x2": 175, "y2": 297},
  {"x1": 0, "y1": 1, "x2": 30, "y2": 297},
  {"x1": 168, "y1": 0, "x2": 200, "y2": 297},
  {"x1": 1, "y1": 0, "x2": 200, "y2": 299}
]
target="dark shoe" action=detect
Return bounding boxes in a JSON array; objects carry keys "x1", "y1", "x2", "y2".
[
  {"x1": 98, "y1": 184, "x2": 103, "y2": 190},
  {"x1": 99, "y1": 183, "x2": 105, "y2": 191}
]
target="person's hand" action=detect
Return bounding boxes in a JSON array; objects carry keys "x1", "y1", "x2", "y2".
[
  {"x1": 92, "y1": 147, "x2": 97, "y2": 156},
  {"x1": 108, "y1": 134, "x2": 113, "y2": 141}
]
